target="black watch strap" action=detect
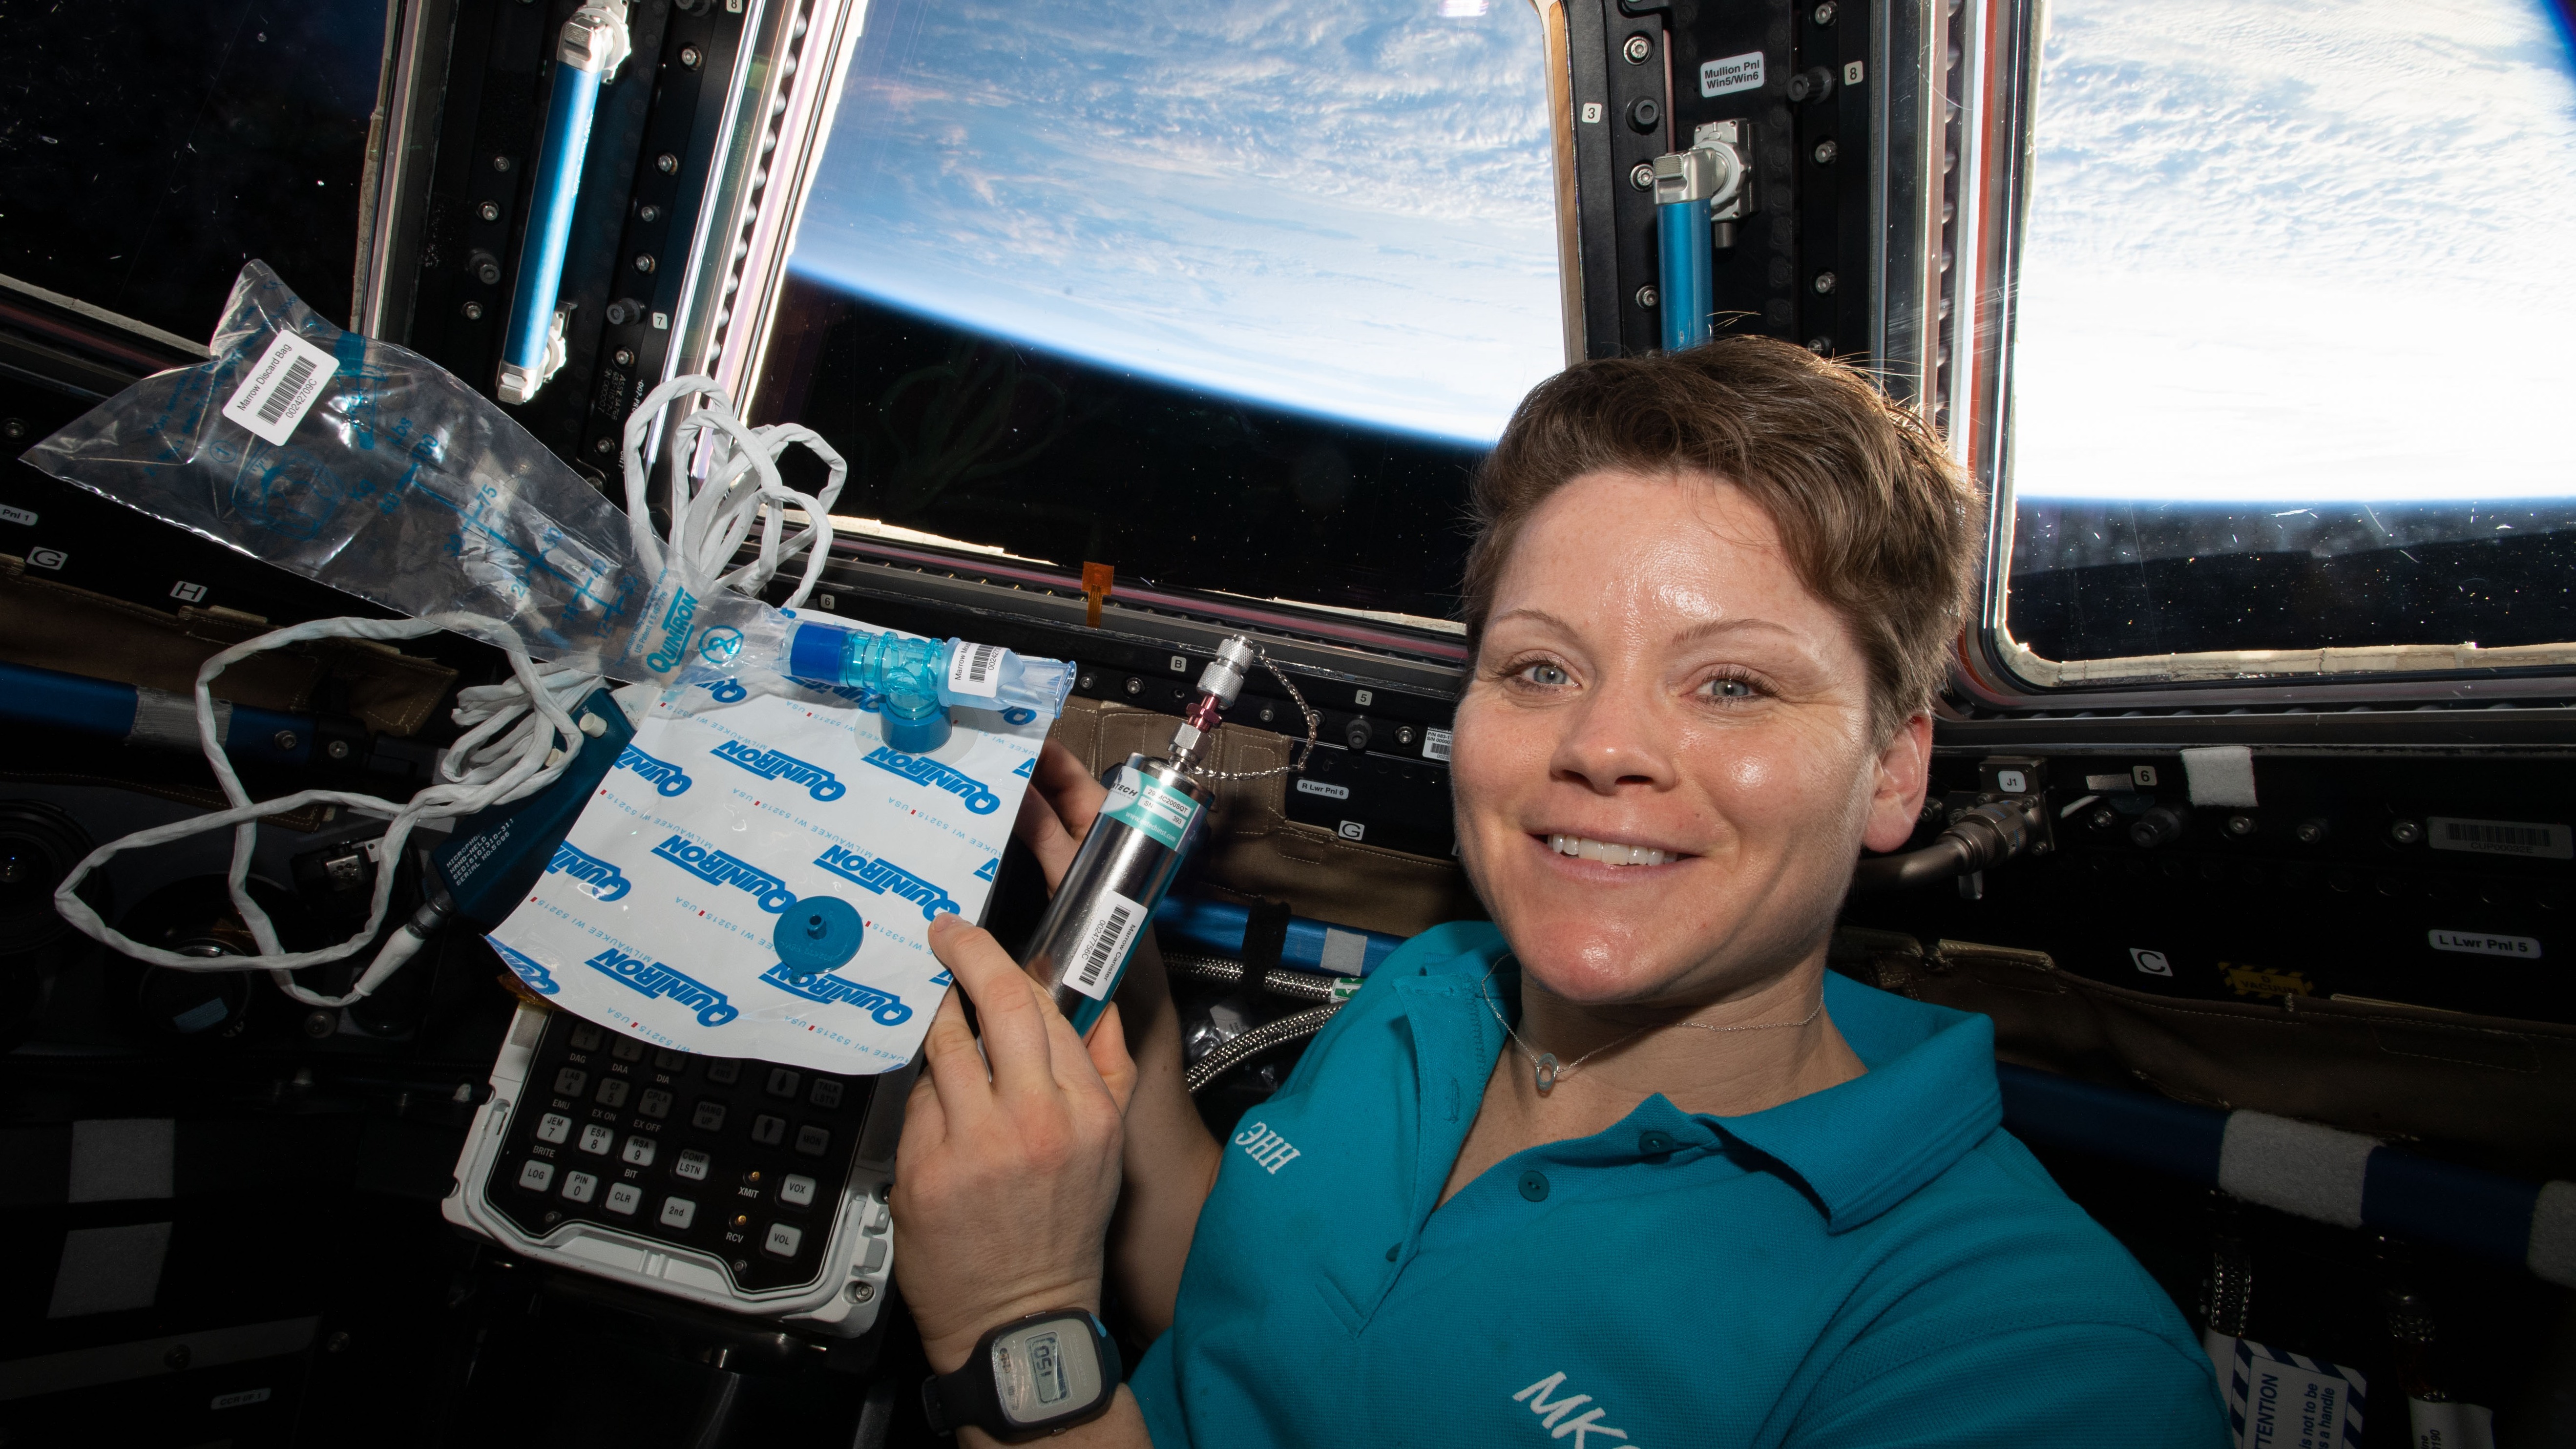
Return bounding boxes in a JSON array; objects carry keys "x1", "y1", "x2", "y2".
[{"x1": 923, "y1": 1308, "x2": 1122, "y2": 1443}]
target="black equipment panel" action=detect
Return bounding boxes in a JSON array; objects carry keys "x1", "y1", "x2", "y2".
[{"x1": 485, "y1": 1013, "x2": 875, "y2": 1294}]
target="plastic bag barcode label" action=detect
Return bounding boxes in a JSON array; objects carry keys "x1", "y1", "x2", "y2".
[
  {"x1": 947, "y1": 642, "x2": 1003, "y2": 698},
  {"x1": 220, "y1": 329, "x2": 335, "y2": 446},
  {"x1": 1064, "y1": 887, "x2": 1145, "y2": 1000},
  {"x1": 2428, "y1": 816, "x2": 2571, "y2": 860}
]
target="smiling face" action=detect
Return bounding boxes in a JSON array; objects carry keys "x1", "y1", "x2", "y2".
[{"x1": 1450, "y1": 468, "x2": 1932, "y2": 1008}]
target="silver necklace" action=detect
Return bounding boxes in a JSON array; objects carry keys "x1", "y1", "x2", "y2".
[{"x1": 1478, "y1": 963, "x2": 1827, "y2": 1094}]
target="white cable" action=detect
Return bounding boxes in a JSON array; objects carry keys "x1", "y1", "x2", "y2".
[{"x1": 52, "y1": 384, "x2": 824, "y2": 1007}]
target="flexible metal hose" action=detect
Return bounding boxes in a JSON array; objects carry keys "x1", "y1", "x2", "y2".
[{"x1": 1183, "y1": 1002, "x2": 1342, "y2": 1094}]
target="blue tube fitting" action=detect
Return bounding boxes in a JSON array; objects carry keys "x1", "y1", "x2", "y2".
[
  {"x1": 497, "y1": 40, "x2": 609, "y2": 403},
  {"x1": 1656, "y1": 194, "x2": 1714, "y2": 352}
]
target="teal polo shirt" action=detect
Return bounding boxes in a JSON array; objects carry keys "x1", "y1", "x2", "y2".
[{"x1": 1129, "y1": 922, "x2": 2226, "y2": 1447}]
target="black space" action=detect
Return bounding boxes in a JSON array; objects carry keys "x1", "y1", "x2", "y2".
[
  {"x1": 0, "y1": 0, "x2": 386, "y2": 339},
  {"x1": 757, "y1": 274, "x2": 1489, "y2": 621}
]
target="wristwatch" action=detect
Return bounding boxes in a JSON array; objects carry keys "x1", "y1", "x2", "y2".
[{"x1": 923, "y1": 1308, "x2": 1124, "y2": 1442}]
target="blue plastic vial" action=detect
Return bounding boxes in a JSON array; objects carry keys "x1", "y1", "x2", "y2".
[{"x1": 786, "y1": 623, "x2": 1071, "y2": 753}]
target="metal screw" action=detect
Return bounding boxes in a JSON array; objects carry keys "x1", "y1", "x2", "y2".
[
  {"x1": 1805, "y1": 336, "x2": 1833, "y2": 355},
  {"x1": 1813, "y1": 138, "x2": 1839, "y2": 165},
  {"x1": 302, "y1": 1009, "x2": 337, "y2": 1040},
  {"x1": 273, "y1": 730, "x2": 300, "y2": 750},
  {"x1": 326, "y1": 739, "x2": 351, "y2": 761},
  {"x1": 1629, "y1": 162, "x2": 1656, "y2": 190},
  {"x1": 1634, "y1": 284, "x2": 1659, "y2": 309},
  {"x1": 635, "y1": 253, "x2": 657, "y2": 273},
  {"x1": 2295, "y1": 819, "x2": 2326, "y2": 844},
  {"x1": 680, "y1": 44, "x2": 705, "y2": 68},
  {"x1": 2226, "y1": 814, "x2": 2257, "y2": 837},
  {"x1": 1622, "y1": 34, "x2": 1654, "y2": 63},
  {"x1": 2390, "y1": 819, "x2": 2423, "y2": 845},
  {"x1": 1814, "y1": 0, "x2": 1839, "y2": 23},
  {"x1": 847, "y1": 1281, "x2": 875, "y2": 1302},
  {"x1": 492, "y1": 154, "x2": 513, "y2": 173},
  {"x1": 639, "y1": 203, "x2": 663, "y2": 222},
  {"x1": 613, "y1": 348, "x2": 636, "y2": 367},
  {"x1": 1396, "y1": 725, "x2": 1417, "y2": 747},
  {"x1": 164, "y1": 1344, "x2": 191, "y2": 1371},
  {"x1": 656, "y1": 152, "x2": 680, "y2": 174},
  {"x1": 478, "y1": 200, "x2": 502, "y2": 222},
  {"x1": 2088, "y1": 807, "x2": 2116, "y2": 831},
  {"x1": 592, "y1": 437, "x2": 616, "y2": 456},
  {"x1": 325, "y1": 1331, "x2": 351, "y2": 1354},
  {"x1": 1812, "y1": 271, "x2": 1838, "y2": 294},
  {"x1": 462, "y1": 300, "x2": 485, "y2": 321},
  {"x1": 1124, "y1": 676, "x2": 1143, "y2": 696},
  {"x1": 2, "y1": 417, "x2": 24, "y2": 441}
]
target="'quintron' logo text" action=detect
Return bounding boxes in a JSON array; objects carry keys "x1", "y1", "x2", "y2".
[
  {"x1": 585, "y1": 947, "x2": 738, "y2": 1027},
  {"x1": 643, "y1": 588, "x2": 701, "y2": 673},
  {"x1": 652, "y1": 834, "x2": 798, "y2": 913},
  {"x1": 614, "y1": 743, "x2": 692, "y2": 797},
  {"x1": 862, "y1": 745, "x2": 1000, "y2": 814},
  {"x1": 711, "y1": 739, "x2": 846, "y2": 800},
  {"x1": 545, "y1": 841, "x2": 631, "y2": 902},
  {"x1": 814, "y1": 844, "x2": 957, "y2": 920}
]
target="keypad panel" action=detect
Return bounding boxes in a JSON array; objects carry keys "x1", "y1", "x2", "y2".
[{"x1": 490, "y1": 1015, "x2": 876, "y2": 1292}]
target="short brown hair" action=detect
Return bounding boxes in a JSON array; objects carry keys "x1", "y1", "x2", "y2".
[{"x1": 1461, "y1": 336, "x2": 1981, "y2": 738}]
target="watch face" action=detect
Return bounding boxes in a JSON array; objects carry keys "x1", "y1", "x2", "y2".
[{"x1": 991, "y1": 1317, "x2": 1103, "y2": 1427}]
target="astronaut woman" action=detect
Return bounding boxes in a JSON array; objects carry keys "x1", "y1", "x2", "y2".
[{"x1": 894, "y1": 336, "x2": 2224, "y2": 1448}]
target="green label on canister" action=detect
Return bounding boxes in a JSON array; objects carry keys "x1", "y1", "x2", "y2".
[{"x1": 1104, "y1": 767, "x2": 1201, "y2": 850}]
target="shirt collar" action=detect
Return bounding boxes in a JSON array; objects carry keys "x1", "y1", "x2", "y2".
[{"x1": 1401, "y1": 923, "x2": 2002, "y2": 1234}]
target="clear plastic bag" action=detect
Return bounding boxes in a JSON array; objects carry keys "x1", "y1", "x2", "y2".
[{"x1": 24, "y1": 260, "x2": 779, "y2": 689}]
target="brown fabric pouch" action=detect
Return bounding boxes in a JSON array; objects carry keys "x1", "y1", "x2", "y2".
[
  {"x1": 1045, "y1": 697, "x2": 1484, "y2": 939},
  {"x1": 0, "y1": 568, "x2": 455, "y2": 735},
  {"x1": 1863, "y1": 933, "x2": 2576, "y2": 1182}
]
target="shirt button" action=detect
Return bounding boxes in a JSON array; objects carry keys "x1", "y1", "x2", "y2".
[
  {"x1": 1639, "y1": 1130, "x2": 1675, "y2": 1155},
  {"x1": 1518, "y1": 1169, "x2": 1550, "y2": 1202}
]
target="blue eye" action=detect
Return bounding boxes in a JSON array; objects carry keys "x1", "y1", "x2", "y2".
[
  {"x1": 1519, "y1": 662, "x2": 1570, "y2": 687},
  {"x1": 1706, "y1": 677, "x2": 1756, "y2": 700}
]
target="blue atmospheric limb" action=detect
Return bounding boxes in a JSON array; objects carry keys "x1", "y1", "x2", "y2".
[{"x1": 787, "y1": 623, "x2": 1071, "y2": 753}]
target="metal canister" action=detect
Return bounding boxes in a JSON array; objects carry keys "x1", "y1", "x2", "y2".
[{"x1": 1021, "y1": 754, "x2": 1214, "y2": 1034}]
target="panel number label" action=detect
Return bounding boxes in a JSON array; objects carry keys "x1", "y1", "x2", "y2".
[
  {"x1": 2428, "y1": 816, "x2": 2571, "y2": 860},
  {"x1": 2429, "y1": 930, "x2": 2541, "y2": 960},
  {"x1": 1700, "y1": 51, "x2": 1765, "y2": 97}
]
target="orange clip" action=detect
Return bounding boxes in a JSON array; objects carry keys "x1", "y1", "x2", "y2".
[{"x1": 1081, "y1": 562, "x2": 1114, "y2": 629}]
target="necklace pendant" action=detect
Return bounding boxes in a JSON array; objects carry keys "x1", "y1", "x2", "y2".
[{"x1": 1534, "y1": 1053, "x2": 1560, "y2": 1093}]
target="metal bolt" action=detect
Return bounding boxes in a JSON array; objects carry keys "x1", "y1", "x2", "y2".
[
  {"x1": 1123, "y1": 676, "x2": 1143, "y2": 696},
  {"x1": 1814, "y1": 0, "x2": 1839, "y2": 23},
  {"x1": 639, "y1": 203, "x2": 663, "y2": 222},
  {"x1": 2088, "y1": 807, "x2": 2116, "y2": 831},
  {"x1": 326, "y1": 739, "x2": 352, "y2": 761},
  {"x1": 1812, "y1": 271, "x2": 1838, "y2": 294},
  {"x1": 656, "y1": 152, "x2": 680, "y2": 174},
  {"x1": 2295, "y1": 819, "x2": 2326, "y2": 844},
  {"x1": 1813, "y1": 138, "x2": 1839, "y2": 165},
  {"x1": 1805, "y1": 336, "x2": 1833, "y2": 355},
  {"x1": 1622, "y1": 34, "x2": 1654, "y2": 63},
  {"x1": 2, "y1": 417, "x2": 25, "y2": 441},
  {"x1": 477, "y1": 200, "x2": 501, "y2": 222},
  {"x1": 592, "y1": 437, "x2": 616, "y2": 456},
  {"x1": 164, "y1": 1344, "x2": 191, "y2": 1371},
  {"x1": 462, "y1": 300, "x2": 485, "y2": 321},
  {"x1": 473, "y1": 257, "x2": 502, "y2": 286},
  {"x1": 635, "y1": 253, "x2": 657, "y2": 273},
  {"x1": 847, "y1": 1281, "x2": 875, "y2": 1302},
  {"x1": 492, "y1": 154, "x2": 513, "y2": 173},
  {"x1": 613, "y1": 348, "x2": 636, "y2": 367},
  {"x1": 2390, "y1": 819, "x2": 2423, "y2": 845},
  {"x1": 1629, "y1": 161, "x2": 1656, "y2": 190},
  {"x1": 680, "y1": 44, "x2": 705, "y2": 68},
  {"x1": 273, "y1": 730, "x2": 300, "y2": 750},
  {"x1": 326, "y1": 1331, "x2": 351, "y2": 1354},
  {"x1": 1396, "y1": 725, "x2": 1417, "y2": 747},
  {"x1": 302, "y1": 1009, "x2": 338, "y2": 1039},
  {"x1": 1634, "y1": 284, "x2": 1659, "y2": 309},
  {"x1": 2226, "y1": 814, "x2": 2257, "y2": 837}
]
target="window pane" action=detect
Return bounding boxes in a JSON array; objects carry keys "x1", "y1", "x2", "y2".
[
  {"x1": 762, "y1": 0, "x2": 1560, "y2": 623},
  {"x1": 2004, "y1": 0, "x2": 2576, "y2": 674},
  {"x1": 0, "y1": 1, "x2": 385, "y2": 339}
]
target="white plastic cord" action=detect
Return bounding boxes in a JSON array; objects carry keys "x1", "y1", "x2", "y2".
[
  {"x1": 622, "y1": 374, "x2": 846, "y2": 609},
  {"x1": 52, "y1": 384, "x2": 826, "y2": 1008}
]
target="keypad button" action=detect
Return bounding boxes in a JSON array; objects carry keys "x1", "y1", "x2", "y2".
[
  {"x1": 660, "y1": 1196, "x2": 698, "y2": 1230},
  {"x1": 610, "y1": 1037, "x2": 644, "y2": 1062},
  {"x1": 809, "y1": 1078, "x2": 844, "y2": 1110},
  {"x1": 596, "y1": 1078, "x2": 631, "y2": 1110},
  {"x1": 517, "y1": 1159, "x2": 556, "y2": 1192},
  {"x1": 552, "y1": 1068, "x2": 588, "y2": 1097},
  {"x1": 561, "y1": 1171, "x2": 598, "y2": 1205},
  {"x1": 621, "y1": 1136, "x2": 658, "y2": 1168},
  {"x1": 793, "y1": 1125, "x2": 830, "y2": 1157},
  {"x1": 765, "y1": 1068, "x2": 800, "y2": 1099},
  {"x1": 763, "y1": 1222, "x2": 804, "y2": 1258},
  {"x1": 569, "y1": 1023, "x2": 604, "y2": 1051},
  {"x1": 691, "y1": 1101, "x2": 727, "y2": 1132},
  {"x1": 578, "y1": 1124, "x2": 615, "y2": 1155},
  {"x1": 674, "y1": 1150, "x2": 711, "y2": 1182},
  {"x1": 778, "y1": 1174, "x2": 817, "y2": 1209},
  {"x1": 535, "y1": 1112, "x2": 572, "y2": 1145},
  {"x1": 637, "y1": 1088, "x2": 672, "y2": 1120},
  {"x1": 751, "y1": 1114, "x2": 787, "y2": 1147},
  {"x1": 606, "y1": 1182, "x2": 643, "y2": 1216},
  {"x1": 653, "y1": 1049, "x2": 689, "y2": 1072},
  {"x1": 705, "y1": 1060, "x2": 741, "y2": 1086}
]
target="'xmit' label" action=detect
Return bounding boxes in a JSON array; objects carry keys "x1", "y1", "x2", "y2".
[
  {"x1": 221, "y1": 329, "x2": 334, "y2": 446},
  {"x1": 1701, "y1": 51, "x2": 1765, "y2": 96},
  {"x1": 1064, "y1": 887, "x2": 1146, "y2": 1001}
]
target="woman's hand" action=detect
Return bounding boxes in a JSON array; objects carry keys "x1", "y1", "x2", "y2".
[
  {"x1": 893, "y1": 913, "x2": 1137, "y2": 1375},
  {"x1": 1013, "y1": 740, "x2": 1113, "y2": 891}
]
